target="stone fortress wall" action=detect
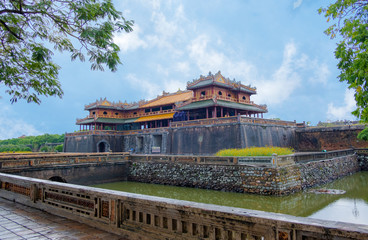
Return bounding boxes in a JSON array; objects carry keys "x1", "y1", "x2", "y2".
[
  {"x1": 64, "y1": 117, "x2": 368, "y2": 154},
  {"x1": 123, "y1": 121, "x2": 297, "y2": 155},
  {"x1": 296, "y1": 125, "x2": 368, "y2": 151}
]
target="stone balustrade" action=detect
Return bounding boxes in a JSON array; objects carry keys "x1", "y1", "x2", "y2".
[
  {"x1": 130, "y1": 149, "x2": 355, "y2": 167},
  {"x1": 0, "y1": 173, "x2": 367, "y2": 240},
  {"x1": 0, "y1": 149, "x2": 356, "y2": 172},
  {"x1": 0, "y1": 152, "x2": 129, "y2": 170}
]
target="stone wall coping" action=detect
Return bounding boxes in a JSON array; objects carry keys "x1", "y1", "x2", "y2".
[
  {"x1": 0, "y1": 149, "x2": 357, "y2": 172},
  {"x1": 129, "y1": 149, "x2": 355, "y2": 167},
  {"x1": 296, "y1": 125, "x2": 366, "y2": 133}
]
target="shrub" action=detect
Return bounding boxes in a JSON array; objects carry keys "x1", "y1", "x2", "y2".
[
  {"x1": 40, "y1": 146, "x2": 49, "y2": 152},
  {"x1": 215, "y1": 146, "x2": 294, "y2": 157},
  {"x1": 358, "y1": 127, "x2": 368, "y2": 141},
  {"x1": 55, "y1": 144, "x2": 63, "y2": 152}
]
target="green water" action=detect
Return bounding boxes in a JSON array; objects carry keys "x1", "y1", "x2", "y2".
[{"x1": 93, "y1": 172, "x2": 368, "y2": 225}]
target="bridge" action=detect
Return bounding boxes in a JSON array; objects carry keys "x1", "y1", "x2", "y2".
[{"x1": 0, "y1": 151, "x2": 367, "y2": 239}]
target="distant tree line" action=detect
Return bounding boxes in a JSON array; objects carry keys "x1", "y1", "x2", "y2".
[{"x1": 0, "y1": 134, "x2": 64, "y2": 152}]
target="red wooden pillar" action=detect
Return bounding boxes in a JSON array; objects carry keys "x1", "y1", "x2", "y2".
[
  {"x1": 206, "y1": 108, "x2": 209, "y2": 119},
  {"x1": 220, "y1": 107, "x2": 223, "y2": 117},
  {"x1": 214, "y1": 107, "x2": 217, "y2": 118}
]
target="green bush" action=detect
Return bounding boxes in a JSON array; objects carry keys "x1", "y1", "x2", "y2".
[
  {"x1": 358, "y1": 127, "x2": 368, "y2": 141},
  {"x1": 55, "y1": 144, "x2": 63, "y2": 152},
  {"x1": 40, "y1": 146, "x2": 49, "y2": 152}
]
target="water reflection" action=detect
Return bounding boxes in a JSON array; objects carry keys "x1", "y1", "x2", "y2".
[{"x1": 93, "y1": 172, "x2": 368, "y2": 224}]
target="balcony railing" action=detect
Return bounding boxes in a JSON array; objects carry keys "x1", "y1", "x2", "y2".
[{"x1": 77, "y1": 109, "x2": 176, "y2": 124}]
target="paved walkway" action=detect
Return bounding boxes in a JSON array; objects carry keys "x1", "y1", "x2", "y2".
[{"x1": 0, "y1": 197, "x2": 126, "y2": 240}]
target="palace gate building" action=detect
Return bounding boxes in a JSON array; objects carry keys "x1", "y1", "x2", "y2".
[{"x1": 64, "y1": 71, "x2": 303, "y2": 154}]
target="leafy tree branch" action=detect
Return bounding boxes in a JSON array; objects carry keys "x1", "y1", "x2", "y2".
[
  {"x1": 0, "y1": 0, "x2": 133, "y2": 104},
  {"x1": 319, "y1": 0, "x2": 368, "y2": 121}
]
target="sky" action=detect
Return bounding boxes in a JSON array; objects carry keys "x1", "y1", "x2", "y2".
[{"x1": 0, "y1": 0, "x2": 358, "y2": 140}]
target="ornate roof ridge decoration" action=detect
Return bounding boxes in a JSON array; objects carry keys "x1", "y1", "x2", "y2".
[
  {"x1": 84, "y1": 97, "x2": 144, "y2": 110},
  {"x1": 187, "y1": 71, "x2": 257, "y2": 92}
]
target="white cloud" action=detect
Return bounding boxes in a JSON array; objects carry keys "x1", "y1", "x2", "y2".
[
  {"x1": 126, "y1": 74, "x2": 161, "y2": 100},
  {"x1": 175, "y1": 61, "x2": 190, "y2": 74},
  {"x1": 327, "y1": 89, "x2": 356, "y2": 120},
  {"x1": 253, "y1": 42, "x2": 302, "y2": 105},
  {"x1": 295, "y1": 55, "x2": 330, "y2": 85},
  {"x1": 163, "y1": 79, "x2": 186, "y2": 93},
  {"x1": 309, "y1": 62, "x2": 330, "y2": 85},
  {"x1": 127, "y1": 73, "x2": 186, "y2": 101},
  {"x1": 188, "y1": 34, "x2": 257, "y2": 82},
  {"x1": 0, "y1": 104, "x2": 41, "y2": 140},
  {"x1": 253, "y1": 42, "x2": 330, "y2": 105},
  {"x1": 293, "y1": 0, "x2": 303, "y2": 9},
  {"x1": 145, "y1": 1, "x2": 190, "y2": 58},
  {"x1": 187, "y1": 37, "x2": 331, "y2": 106},
  {"x1": 119, "y1": 1, "x2": 330, "y2": 110},
  {"x1": 113, "y1": 24, "x2": 147, "y2": 52}
]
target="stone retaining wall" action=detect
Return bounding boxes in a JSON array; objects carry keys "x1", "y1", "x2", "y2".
[
  {"x1": 357, "y1": 156, "x2": 368, "y2": 171},
  {"x1": 129, "y1": 154, "x2": 359, "y2": 195},
  {"x1": 298, "y1": 155, "x2": 359, "y2": 189}
]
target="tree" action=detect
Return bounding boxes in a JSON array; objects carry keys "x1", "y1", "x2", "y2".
[
  {"x1": 319, "y1": 1, "x2": 368, "y2": 121},
  {"x1": 0, "y1": 0, "x2": 133, "y2": 104}
]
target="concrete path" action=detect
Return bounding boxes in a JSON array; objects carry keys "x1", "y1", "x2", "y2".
[{"x1": 0, "y1": 197, "x2": 126, "y2": 240}]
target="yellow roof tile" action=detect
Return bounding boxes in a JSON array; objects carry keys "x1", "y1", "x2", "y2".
[
  {"x1": 140, "y1": 91, "x2": 192, "y2": 108},
  {"x1": 134, "y1": 113, "x2": 174, "y2": 123}
]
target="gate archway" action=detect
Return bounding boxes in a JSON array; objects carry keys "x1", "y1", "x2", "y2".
[
  {"x1": 49, "y1": 176, "x2": 67, "y2": 183},
  {"x1": 97, "y1": 140, "x2": 110, "y2": 152}
]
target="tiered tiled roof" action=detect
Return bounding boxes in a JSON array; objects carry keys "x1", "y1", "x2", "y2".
[
  {"x1": 140, "y1": 90, "x2": 193, "y2": 108},
  {"x1": 187, "y1": 71, "x2": 257, "y2": 94},
  {"x1": 177, "y1": 99, "x2": 267, "y2": 112}
]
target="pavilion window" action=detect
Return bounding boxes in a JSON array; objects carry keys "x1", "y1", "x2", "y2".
[
  {"x1": 152, "y1": 107, "x2": 160, "y2": 112},
  {"x1": 201, "y1": 91, "x2": 206, "y2": 97},
  {"x1": 242, "y1": 96, "x2": 246, "y2": 100},
  {"x1": 218, "y1": 91, "x2": 222, "y2": 95},
  {"x1": 145, "y1": 109, "x2": 150, "y2": 113},
  {"x1": 103, "y1": 111, "x2": 107, "y2": 115},
  {"x1": 162, "y1": 105, "x2": 173, "y2": 111}
]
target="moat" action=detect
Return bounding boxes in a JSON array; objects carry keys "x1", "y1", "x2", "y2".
[{"x1": 94, "y1": 171, "x2": 368, "y2": 225}]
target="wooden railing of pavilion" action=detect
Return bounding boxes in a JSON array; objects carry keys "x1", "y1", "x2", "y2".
[{"x1": 76, "y1": 108, "x2": 176, "y2": 125}]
